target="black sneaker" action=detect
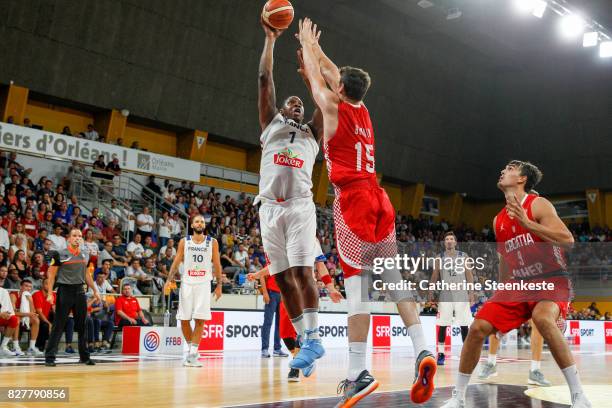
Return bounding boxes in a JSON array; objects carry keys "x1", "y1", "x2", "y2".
[
  {"x1": 288, "y1": 368, "x2": 300, "y2": 382},
  {"x1": 65, "y1": 346, "x2": 75, "y2": 354},
  {"x1": 79, "y1": 359, "x2": 96, "y2": 365},
  {"x1": 410, "y1": 350, "x2": 437, "y2": 404},
  {"x1": 334, "y1": 370, "x2": 379, "y2": 408}
]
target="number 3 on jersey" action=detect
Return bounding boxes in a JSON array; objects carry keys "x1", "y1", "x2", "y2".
[{"x1": 354, "y1": 142, "x2": 375, "y2": 173}]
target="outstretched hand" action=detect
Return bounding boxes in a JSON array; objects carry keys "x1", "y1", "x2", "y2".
[
  {"x1": 297, "y1": 18, "x2": 321, "y2": 46},
  {"x1": 262, "y1": 18, "x2": 285, "y2": 39}
]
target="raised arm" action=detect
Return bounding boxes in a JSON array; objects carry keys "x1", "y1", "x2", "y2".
[
  {"x1": 314, "y1": 43, "x2": 341, "y2": 93},
  {"x1": 298, "y1": 18, "x2": 339, "y2": 139},
  {"x1": 258, "y1": 23, "x2": 285, "y2": 131},
  {"x1": 297, "y1": 49, "x2": 324, "y2": 143}
]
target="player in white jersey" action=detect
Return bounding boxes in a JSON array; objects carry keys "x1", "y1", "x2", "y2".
[
  {"x1": 256, "y1": 21, "x2": 325, "y2": 372},
  {"x1": 164, "y1": 215, "x2": 222, "y2": 367},
  {"x1": 429, "y1": 232, "x2": 474, "y2": 366}
]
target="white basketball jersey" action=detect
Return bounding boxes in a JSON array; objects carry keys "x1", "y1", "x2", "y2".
[
  {"x1": 439, "y1": 250, "x2": 469, "y2": 302},
  {"x1": 182, "y1": 235, "x2": 213, "y2": 284},
  {"x1": 257, "y1": 113, "x2": 319, "y2": 203}
]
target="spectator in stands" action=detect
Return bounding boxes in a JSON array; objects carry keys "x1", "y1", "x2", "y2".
[
  {"x1": 30, "y1": 252, "x2": 48, "y2": 278},
  {"x1": 91, "y1": 155, "x2": 108, "y2": 179},
  {"x1": 158, "y1": 247, "x2": 174, "y2": 277},
  {"x1": 48, "y1": 225, "x2": 66, "y2": 251},
  {"x1": 136, "y1": 207, "x2": 154, "y2": 240},
  {"x1": 102, "y1": 219, "x2": 120, "y2": 243},
  {"x1": 91, "y1": 262, "x2": 116, "y2": 295},
  {"x1": 127, "y1": 233, "x2": 145, "y2": 259},
  {"x1": 61, "y1": 126, "x2": 72, "y2": 136},
  {"x1": 106, "y1": 199, "x2": 121, "y2": 226},
  {"x1": 21, "y1": 208, "x2": 38, "y2": 240},
  {"x1": 0, "y1": 265, "x2": 8, "y2": 288},
  {"x1": 97, "y1": 245, "x2": 116, "y2": 276},
  {"x1": 11, "y1": 250, "x2": 29, "y2": 279},
  {"x1": 221, "y1": 248, "x2": 241, "y2": 279},
  {"x1": 82, "y1": 230, "x2": 99, "y2": 266},
  {"x1": 0, "y1": 217, "x2": 9, "y2": 252},
  {"x1": 233, "y1": 243, "x2": 249, "y2": 274},
  {"x1": 84, "y1": 124, "x2": 99, "y2": 141},
  {"x1": 53, "y1": 202, "x2": 71, "y2": 226},
  {"x1": 130, "y1": 141, "x2": 140, "y2": 150},
  {"x1": 0, "y1": 286, "x2": 19, "y2": 356},
  {"x1": 32, "y1": 277, "x2": 55, "y2": 351},
  {"x1": 10, "y1": 279, "x2": 43, "y2": 356},
  {"x1": 114, "y1": 283, "x2": 150, "y2": 328},
  {"x1": 105, "y1": 157, "x2": 121, "y2": 178},
  {"x1": 111, "y1": 235, "x2": 129, "y2": 278},
  {"x1": 144, "y1": 175, "x2": 162, "y2": 199},
  {"x1": 157, "y1": 211, "x2": 171, "y2": 248},
  {"x1": 142, "y1": 235, "x2": 155, "y2": 258},
  {"x1": 29, "y1": 267, "x2": 43, "y2": 291}
]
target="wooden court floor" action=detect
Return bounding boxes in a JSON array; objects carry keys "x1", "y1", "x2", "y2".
[{"x1": 0, "y1": 345, "x2": 611, "y2": 407}]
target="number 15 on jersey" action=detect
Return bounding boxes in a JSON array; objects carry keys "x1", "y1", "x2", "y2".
[{"x1": 355, "y1": 142, "x2": 375, "y2": 173}]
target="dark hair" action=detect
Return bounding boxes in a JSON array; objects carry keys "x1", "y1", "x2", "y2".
[
  {"x1": 340, "y1": 66, "x2": 371, "y2": 101},
  {"x1": 508, "y1": 160, "x2": 543, "y2": 193},
  {"x1": 444, "y1": 231, "x2": 456, "y2": 239},
  {"x1": 21, "y1": 278, "x2": 32, "y2": 285}
]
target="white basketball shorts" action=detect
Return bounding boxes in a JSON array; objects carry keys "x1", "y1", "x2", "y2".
[
  {"x1": 259, "y1": 196, "x2": 317, "y2": 275},
  {"x1": 176, "y1": 281, "x2": 212, "y2": 321}
]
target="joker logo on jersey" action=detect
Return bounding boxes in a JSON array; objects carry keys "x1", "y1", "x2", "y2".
[{"x1": 273, "y1": 148, "x2": 304, "y2": 169}]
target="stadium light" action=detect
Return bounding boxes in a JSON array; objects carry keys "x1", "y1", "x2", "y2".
[
  {"x1": 417, "y1": 0, "x2": 434, "y2": 9},
  {"x1": 559, "y1": 14, "x2": 585, "y2": 38},
  {"x1": 446, "y1": 8, "x2": 462, "y2": 20},
  {"x1": 532, "y1": 0, "x2": 547, "y2": 18},
  {"x1": 514, "y1": 0, "x2": 535, "y2": 14},
  {"x1": 583, "y1": 32, "x2": 599, "y2": 47},
  {"x1": 600, "y1": 41, "x2": 612, "y2": 58}
]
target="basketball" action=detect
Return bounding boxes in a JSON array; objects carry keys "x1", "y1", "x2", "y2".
[{"x1": 262, "y1": 0, "x2": 294, "y2": 30}]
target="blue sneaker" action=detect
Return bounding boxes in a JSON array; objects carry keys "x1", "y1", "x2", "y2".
[
  {"x1": 437, "y1": 352, "x2": 445, "y2": 366},
  {"x1": 261, "y1": 350, "x2": 271, "y2": 358},
  {"x1": 289, "y1": 336, "x2": 325, "y2": 370},
  {"x1": 302, "y1": 362, "x2": 316, "y2": 377},
  {"x1": 273, "y1": 350, "x2": 289, "y2": 357}
]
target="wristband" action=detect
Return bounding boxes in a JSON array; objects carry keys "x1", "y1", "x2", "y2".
[{"x1": 321, "y1": 275, "x2": 332, "y2": 285}]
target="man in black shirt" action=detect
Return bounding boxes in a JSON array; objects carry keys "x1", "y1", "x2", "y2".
[{"x1": 44, "y1": 228, "x2": 101, "y2": 366}]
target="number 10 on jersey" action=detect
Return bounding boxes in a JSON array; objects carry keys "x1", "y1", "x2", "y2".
[{"x1": 355, "y1": 142, "x2": 375, "y2": 173}]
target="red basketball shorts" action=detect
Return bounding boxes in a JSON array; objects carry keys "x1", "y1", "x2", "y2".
[
  {"x1": 0, "y1": 315, "x2": 19, "y2": 329},
  {"x1": 475, "y1": 277, "x2": 571, "y2": 334},
  {"x1": 332, "y1": 180, "x2": 397, "y2": 279},
  {"x1": 279, "y1": 301, "x2": 296, "y2": 340}
]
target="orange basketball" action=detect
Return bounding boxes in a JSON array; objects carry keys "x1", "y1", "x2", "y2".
[{"x1": 262, "y1": 0, "x2": 294, "y2": 30}]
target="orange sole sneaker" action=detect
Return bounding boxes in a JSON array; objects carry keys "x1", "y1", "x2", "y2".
[
  {"x1": 340, "y1": 380, "x2": 379, "y2": 408},
  {"x1": 410, "y1": 355, "x2": 437, "y2": 403}
]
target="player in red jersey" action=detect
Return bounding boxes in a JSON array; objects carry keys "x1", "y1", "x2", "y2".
[
  {"x1": 442, "y1": 161, "x2": 591, "y2": 408},
  {"x1": 297, "y1": 19, "x2": 436, "y2": 407}
]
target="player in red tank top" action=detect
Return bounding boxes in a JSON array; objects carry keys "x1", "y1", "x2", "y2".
[
  {"x1": 443, "y1": 161, "x2": 591, "y2": 408},
  {"x1": 298, "y1": 18, "x2": 436, "y2": 406}
]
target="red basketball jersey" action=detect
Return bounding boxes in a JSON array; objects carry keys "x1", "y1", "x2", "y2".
[
  {"x1": 323, "y1": 101, "x2": 377, "y2": 188},
  {"x1": 495, "y1": 194, "x2": 567, "y2": 279}
]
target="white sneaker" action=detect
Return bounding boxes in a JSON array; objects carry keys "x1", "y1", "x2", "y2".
[
  {"x1": 27, "y1": 347, "x2": 44, "y2": 357},
  {"x1": 183, "y1": 352, "x2": 203, "y2": 367},
  {"x1": 441, "y1": 390, "x2": 465, "y2": 408},
  {"x1": 12, "y1": 345, "x2": 25, "y2": 357},
  {"x1": 571, "y1": 392, "x2": 592, "y2": 408},
  {"x1": 0, "y1": 346, "x2": 16, "y2": 357}
]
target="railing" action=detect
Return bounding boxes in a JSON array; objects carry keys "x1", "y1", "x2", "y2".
[
  {"x1": 71, "y1": 166, "x2": 189, "y2": 237},
  {"x1": 201, "y1": 163, "x2": 259, "y2": 186}
]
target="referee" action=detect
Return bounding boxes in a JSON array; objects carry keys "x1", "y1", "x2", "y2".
[{"x1": 45, "y1": 228, "x2": 101, "y2": 367}]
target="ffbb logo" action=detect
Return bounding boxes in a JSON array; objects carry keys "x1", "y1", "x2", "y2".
[{"x1": 137, "y1": 153, "x2": 151, "y2": 170}]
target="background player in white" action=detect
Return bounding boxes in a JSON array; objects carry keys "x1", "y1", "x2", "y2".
[
  {"x1": 429, "y1": 231, "x2": 474, "y2": 366},
  {"x1": 165, "y1": 215, "x2": 222, "y2": 367},
  {"x1": 257, "y1": 21, "x2": 325, "y2": 372}
]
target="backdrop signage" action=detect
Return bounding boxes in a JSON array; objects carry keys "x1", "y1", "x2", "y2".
[{"x1": 0, "y1": 122, "x2": 201, "y2": 181}]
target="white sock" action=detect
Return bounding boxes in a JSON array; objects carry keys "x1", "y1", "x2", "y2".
[
  {"x1": 291, "y1": 315, "x2": 306, "y2": 339},
  {"x1": 29, "y1": 340, "x2": 36, "y2": 349},
  {"x1": 530, "y1": 360, "x2": 540, "y2": 371},
  {"x1": 488, "y1": 353, "x2": 497, "y2": 366},
  {"x1": 348, "y1": 342, "x2": 367, "y2": 381},
  {"x1": 303, "y1": 308, "x2": 320, "y2": 340},
  {"x1": 1, "y1": 337, "x2": 9, "y2": 347},
  {"x1": 437, "y1": 342, "x2": 445, "y2": 354},
  {"x1": 455, "y1": 372, "x2": 471, "y2": 401},
  {"x1": 189, "y1": 344, "x2": 198, "y2": 355},
  {"x1": 407, "y1": 324, "x2": 428, "y2": 357},
  {"x1": 561, "y1": 365, "x2": 584, "y2": 397},
  {"x1": 12, "y1": 340, "x2": 22, "y2": 351},
  {"x1": 184, "y1": 342, "x2": 191, "y2": 356}
]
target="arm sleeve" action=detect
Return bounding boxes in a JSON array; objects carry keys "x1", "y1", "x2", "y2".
[{"x1": 49, "y1": 250, "x2": 61, "y2": 266}]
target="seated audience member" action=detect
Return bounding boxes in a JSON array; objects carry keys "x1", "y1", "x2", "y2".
[
  {"x1": 10, "y1": 279, "x2": 43, "y2": 356},
  {"x1": 32, "y1": 277, "x2": 56, "y2": 352},
  {"x1": 127, "y1": 233, "x2": 145, "y2": 259},
  {"x1": 114, "y1": 284, "x2": 150, "y2": 328}
]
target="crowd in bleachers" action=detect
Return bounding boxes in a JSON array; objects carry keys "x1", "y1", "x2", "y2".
[{"x1": 1, "y1": 144, "x2": 611, "y2": 357}]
